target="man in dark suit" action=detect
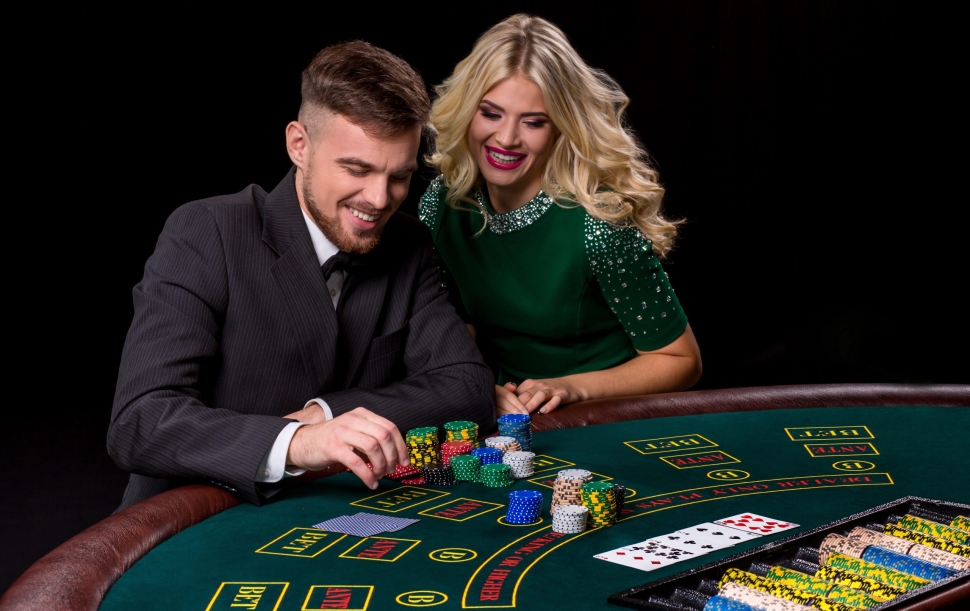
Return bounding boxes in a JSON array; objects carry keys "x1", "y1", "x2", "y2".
[{"x1": 108, "y1": 41, "x2": 495, "y2": 510}]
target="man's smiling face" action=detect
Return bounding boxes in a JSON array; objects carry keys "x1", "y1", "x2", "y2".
[{"x1": 294, "y1": 111, "x2": 420, "y2": 254}]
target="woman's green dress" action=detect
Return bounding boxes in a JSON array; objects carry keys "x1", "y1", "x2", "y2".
[{"x1": 419, "y1": 177, "x2": 688, "y2": 385}]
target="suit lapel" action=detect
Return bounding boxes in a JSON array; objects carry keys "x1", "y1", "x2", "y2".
[
  {"x1": 338, "y1": 268, "x2": 387, "y2": 389},
  {"x1": 261, "y1": 168, "x2": 339, "y2": 394}
]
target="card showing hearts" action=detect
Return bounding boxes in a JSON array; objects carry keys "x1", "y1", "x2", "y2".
[{"x1": 714, "y1": 512, "x2": 799, "y2": 535}]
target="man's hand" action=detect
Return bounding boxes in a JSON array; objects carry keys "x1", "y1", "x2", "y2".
[
  {"x1": 513, "y1": 378, "x2": 585, "y2": 414},
  {"x1": 495, "y1": 383, "x2": 530, "y2": 415},
  {"x1": 285, "y1": 407, "x2": 408, "y2": 490}
]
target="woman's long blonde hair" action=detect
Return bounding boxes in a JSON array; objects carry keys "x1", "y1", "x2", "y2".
[{"x1": 428, "y1": 14, "x2": 680, "y2": 256}]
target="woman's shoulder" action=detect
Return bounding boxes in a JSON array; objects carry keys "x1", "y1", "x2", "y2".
[
  {"x1": 582, "y1": 212, "x2": 654, "y2": 275},
  {"x1": 418, "y1": 175, "x2": 448, "y2": 230}
]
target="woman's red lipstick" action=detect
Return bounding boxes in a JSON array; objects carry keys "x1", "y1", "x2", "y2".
[{"x1": 484, "y1": 145, "x2": 527, "y2": 169}]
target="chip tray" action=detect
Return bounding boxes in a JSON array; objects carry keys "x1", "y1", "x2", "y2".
[{"x1": 607, "y1": 496, "x2": 970, "y2": 610}]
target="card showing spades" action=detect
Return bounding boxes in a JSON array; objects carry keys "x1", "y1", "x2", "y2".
[
  {"x1": 594, "y1": 539, "x2": 696, "y2": 572},
  {"x1": 673, "y1": 522, "x2": 761, "y2": 551}
]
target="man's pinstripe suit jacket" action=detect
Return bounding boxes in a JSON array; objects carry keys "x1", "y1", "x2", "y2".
[{"x1": 108, "y1": 168, "x2": 495, "y2": 509}]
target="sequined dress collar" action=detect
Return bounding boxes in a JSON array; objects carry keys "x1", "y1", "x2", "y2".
[{"x1": 474, "y1": 189, "x2": 555, "y2": 235}]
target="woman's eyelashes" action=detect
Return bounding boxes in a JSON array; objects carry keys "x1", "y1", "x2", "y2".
[{"x1": 478, "y1": 109, "x2": 548, "y2": 130}]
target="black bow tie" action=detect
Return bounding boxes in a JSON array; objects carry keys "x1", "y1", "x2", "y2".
[{"x1": 321, "y1": 251, "x2": 365, "y2": 281}]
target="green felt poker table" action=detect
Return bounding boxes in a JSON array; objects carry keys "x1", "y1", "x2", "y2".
[{"x1": 4, "y1": 384, "x2": 969, "y2": 611}]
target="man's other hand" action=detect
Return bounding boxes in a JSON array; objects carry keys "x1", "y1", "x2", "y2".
[{"x1": 286, "y1": 407, "x2": 408, "y2": 490}]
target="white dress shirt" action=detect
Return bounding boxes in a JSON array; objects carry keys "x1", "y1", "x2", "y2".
[{"x1": 254, "y1": 208, "x2": 344, "y2": 483}]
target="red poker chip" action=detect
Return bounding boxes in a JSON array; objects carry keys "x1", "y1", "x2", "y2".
[
  {"x1": 385, "y1": 463, "x2": 421, "y2": 479},
  {"x1": 400, "y1": 477, "x2": 427, "y2": 485}
]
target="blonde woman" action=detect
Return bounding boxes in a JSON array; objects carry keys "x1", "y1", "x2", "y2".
[{"x1": 420, "y1": 15, "x2": 702, "y2": 416}]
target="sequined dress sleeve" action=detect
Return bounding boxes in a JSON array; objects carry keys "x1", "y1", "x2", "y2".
[
  {"x1": 584, "y1": 216, "x2": 688, "y2": 351},
  {"x1": 419, "y1": 177, "x2": 469, "y2": 320}
]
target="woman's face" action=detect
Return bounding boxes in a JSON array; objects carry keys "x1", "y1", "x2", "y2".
[{"x1": 467, "y1": 75, "x2": 558, "y2": 200}]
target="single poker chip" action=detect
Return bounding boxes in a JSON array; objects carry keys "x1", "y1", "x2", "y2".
[
  {"x1": 400, "y1": 477, "x2": 427, "y2": 485},
  {"x1": 385, "y1": 463, "x2": 421, "y2": 480}
]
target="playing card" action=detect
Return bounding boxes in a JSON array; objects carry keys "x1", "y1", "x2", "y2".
[
  {"x1": 672, "y1": 522, "x2": 760, "y2": 550},
  {"x1": 313, "y1": 515, "x2": 386, "y2": 537},
  {"x1": 314, "y1": 512, "x2": 420, "y2": 537},
  {"x1": 351, "y1": 512, "x2": 419, "y2": 532},
  {"x1": 714, "y1": 512, "x2": 799, "y2": 535},
  {"x1": 595, "y1": 539, "x2": 697, "y2": 572}
]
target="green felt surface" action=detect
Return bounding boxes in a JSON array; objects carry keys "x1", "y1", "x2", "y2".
[{"x1": 100, "y1": 406, "x2": 970, "y2": 610}]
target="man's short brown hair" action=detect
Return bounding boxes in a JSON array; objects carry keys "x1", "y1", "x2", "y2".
[{"x1": 300, "y1": 41, "x2": 430, "y2": 137}]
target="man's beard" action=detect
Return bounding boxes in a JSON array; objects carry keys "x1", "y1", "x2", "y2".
[{"x1": 302, "y1": 170, "x2": 383, "y2": 255}]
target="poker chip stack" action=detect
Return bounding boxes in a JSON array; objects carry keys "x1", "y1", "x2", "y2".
[
  {"x1": 580, "y1": 481, "x2": 617, "y2": 528},
  {"x1": 470, "y1": 447, "x2": 503, "y2": 466},
  {"x1": 502, "y1": 451, "x2": 536, "y2": 479},
  {"x1": 497, "y1": 413, "x2": 532, "y2": 451},
  {"x1": 440, "y1": 441, "x2": 473, "y2": 465},
  {"x1": 484, "y1": 436, "x2": 522, "y2": 454},
  {"x1": 820, "y1": 534, "x2": 956, "y2": 581},
  {"x1": 406, "y1": 427, "x2": 440, "y2": 467},
  {"x1": 848, "y1": 527, "x2": 970, "y2": 571},
  {"x1": 480, "y1": 463, "x2": 514, "y2": 487},
  {"x1": 449, "y1": 454, "x2": 481, "y2": 482},
  {"x1": 444, "y1": 420, "x2": 478, "y2": 443},
  {"x1": 891, "y1": 514, "x2": 969, "y2": 545},
  {"x1": 550, "y1": 469, "x2": 593, "y2": 515},
  {"x1": 552, "y1": 504, "x2": 588, "y2": 534},
  {"x1": 420, "y1": 462, "x2": 457, "y2": 486},
  {"x1": 505, "y1": 490, "x2": 543, "y2": 524},
  {"x1": 613, "y1": 484, "x2": 627, "y2": 517}
]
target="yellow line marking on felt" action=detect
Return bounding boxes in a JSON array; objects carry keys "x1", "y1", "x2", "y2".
[
  {"x1": 254, "y1": 528, "x2": 345, "y2": 558},
  {"x1": 204, "y1": 582, "x2": 289, "y2": 611},
  {"x1": 301, "y1": 585, "x2": 374, "y2": 611},
  {"x1": 784, "y1": 426, "x2": 875, "y2": 441},
  {"x1": 623, "y1": 433, "x2": 719, "y2": 455}
]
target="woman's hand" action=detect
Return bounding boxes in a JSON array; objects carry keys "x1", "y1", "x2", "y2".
[
  {"x1": 512, "y1": 378, "x2": 585, "y2": 414},
  {"x1": 495, "y1": 384, "x2": 530, "y2": 415}
]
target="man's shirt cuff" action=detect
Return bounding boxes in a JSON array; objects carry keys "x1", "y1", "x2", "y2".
[
  {"x1": 256, "y1": 422, "x2": 305, "y2": 482},
  {"x1": 255, "y1": 400, "x2": 334, "y2": 483},
  {"x1": 307, "y1": 398, "x2": 334, "y2": 420}
]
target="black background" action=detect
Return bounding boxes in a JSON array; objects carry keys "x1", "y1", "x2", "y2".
[{"x1": 4, "y1": 1, "x2": 966, "y2": 592}]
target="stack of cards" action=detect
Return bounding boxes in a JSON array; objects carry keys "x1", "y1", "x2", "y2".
[
  {"x1": 313, "y1": 512, "x2": 419, "y2": 537},
  {"x1": 595, "y1": 512, "x2": 798, "y2": 573}
]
